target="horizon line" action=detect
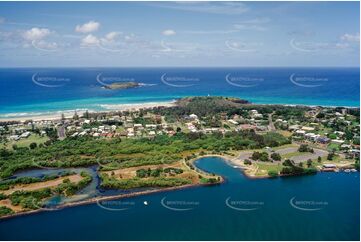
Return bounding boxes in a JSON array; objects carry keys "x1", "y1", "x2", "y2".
[{"x1": 0, "y1": 66, "x2": 360, "y2": 69}]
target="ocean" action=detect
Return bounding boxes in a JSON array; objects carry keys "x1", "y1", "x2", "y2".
[
  {"x1": 0, "y1": 157, "x2": 359, "y2": 240},
  {"x1": 0, "y1": 67, "x2": 359, "y2": 119}
]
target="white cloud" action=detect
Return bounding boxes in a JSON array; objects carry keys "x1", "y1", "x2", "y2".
[
  {"x1": 75, "y1": 21, "x2": 100, "y2": 33},
  {"x1": 22, "y1": 28, "x2": 51, "y2": 41},
  {"x1": 20, "y1": 28, "x2": 59, "y2": 51},
  {"x1": 81, "y1": 34, "x2": 99, "y2": 46},
  {"x1": 104, "y1": 31, "x2": 120, "y2": 41},
  {"x1": 32, "y1": 40, "x2": 58, "y2": 51},
  {"x1": 124, "y1": 34, "x2": 136, "y2": 41},
  {"x1": 340, "y1": 33, "x2": 360, "y2": 42},
  {"x1": 36, "y1": 40, "x2": 58, "y2": 49},
  {"x1": 162, "y1": 29, "x2": 176, "y2": 36},
  {"x1": 335, "y1": 43, "x2": 349, "y2": 49}
]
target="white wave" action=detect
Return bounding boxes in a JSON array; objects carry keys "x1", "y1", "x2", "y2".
[
  {"x1": 0, "y1": 109, "x2": 95, "y2": 119},
  {"x1": 99, "y1": 101, "x2": 175, "y2": 111},
  {"x1": 139, "y1": 83, "x2": 158, "y2": 87}
]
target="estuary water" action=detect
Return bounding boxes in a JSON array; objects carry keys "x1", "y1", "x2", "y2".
[{"x1": 0, "y1": 157, "x2": 359, "y2": 240}]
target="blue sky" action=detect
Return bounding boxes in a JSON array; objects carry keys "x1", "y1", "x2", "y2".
[{"x1": 0, "y1": 1, "x2": 359, "y2": 67}]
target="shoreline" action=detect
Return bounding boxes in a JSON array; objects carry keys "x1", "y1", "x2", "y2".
[
  {"x1": 0, "y1": 101, "x2": 176, "y2": 122},
  {"x1": 0, "y1": 97, "x2": 359, "y2": 122},
  {"x1": 0, "y1": 177, "x2": 223, "y2": 221},
  {"x1": 0, "y1": 155, "x2": 225, "y2": 221},
  {"x1": 0, "y1": 154, "x2": 354, "y2": 220},
  {"x1": 190, "y1": 154, "x2": 271, "y2": 179}
]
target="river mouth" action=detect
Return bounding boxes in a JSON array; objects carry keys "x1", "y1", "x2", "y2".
[
  {"x1": 0, "y1": 157, "x2": 359, "y2": 241},
  {"x1": 4, "y1": 165, "x2": 155, "y2": 206},
  {"x1": 2, "y1": 157, "x2": 223, "y2": 209}
]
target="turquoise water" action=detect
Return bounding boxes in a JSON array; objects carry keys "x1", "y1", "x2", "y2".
[
  {"x1": 0, "y1": 157, "x2": 359, "y2": 240},
  {"x1": 0, "y1": 67, "x2": 359, "y2": 118}
]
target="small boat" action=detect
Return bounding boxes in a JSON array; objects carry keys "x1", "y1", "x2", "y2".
[
  {"x1": 350, "y1": 169, "x2": 357, "y2": 172},
  {"x1": 344, "y1": 169, "x2": 350, "y2": 173}
]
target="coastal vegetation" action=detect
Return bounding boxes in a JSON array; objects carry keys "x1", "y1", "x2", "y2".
[
  {"x1": 0, "y1": 96, "x2": 359, "y2": 218},
  {"x1": 0, "y1": 171, "x2": 92, "y2": 217},
  {"x1": 0, "y1": 130, "x2": 290, "y2": 179},
  {"x1": 0, "y1": 171, "x2": 76, "y2": 190},
  {"x1": 100, "y1": 175, "x2": 192, "y2": 190},
  {"x1": 0, "y1": 206, "x2": 14, "y2": 217}
]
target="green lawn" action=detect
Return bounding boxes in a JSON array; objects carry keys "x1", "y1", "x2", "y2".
[
  {"x1": 256, "y1": 162, "x2": 283, "y2": 176},
  {"x1": 327, "y1": 143, "x2": 340, "y2": 151},
  {"x1": 273, "y1": 143, "x2": 298, "y2": 150},
  {"x1": 5, "y1": 134, "x2": 49, "y2": 150},
  {"x1": 281, "y1": 151, "x2": 307, "y2": 159}
]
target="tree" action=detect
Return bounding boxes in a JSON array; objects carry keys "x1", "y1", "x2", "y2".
[
  {"x1": 283, "y1": 159, "x2": 294, "y2": 166},
  {"x1": 268, "y1": 170, "x2": 278, "y2": 177},
  {"x1": 29, "y1": 142, "x2": 37, "y2": 149},
  {"x1": 270, "y1": 152, "x2": 281, "y2": 161},
  {"x1": 327, "y1": 152, "x2": 334, "y2": 161},
  {"x1": 328, "y1": 133, "x2": 337, "y2": 139},
  {"x1": 84, "y1": 110, "x2": 90, "y2": 119},
  {"x1": 73, "y1": 111, "x2": 79, "y2": 120},
  {"x1": 251, "y1": 151, "x2": 261, "y2": 160},
  {"x1": 259, "y1": 152, "x2": 269, "y2": 162},
  {"x1": 244, "y1": 159, "x2": 252, "y2": 165},
  {"x1": 298, "y1": 144, "x2": 309, "y2": 152},
  {"x1": 316, "y1": 112, "x2": 325, "y2": 119},
  {"x1": 176, "y1": 127, "x2": 182, "y2": 132},
  {"x1": 307, "y1": 159, "x2": 312, "y2": 168},
  {"x1": 317, "y1": 156, "x2": 322, "y2": 163}
]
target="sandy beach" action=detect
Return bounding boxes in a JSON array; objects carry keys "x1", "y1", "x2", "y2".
[{"x1": 0, "y1": 101, "x2": 176, "y2": 122}]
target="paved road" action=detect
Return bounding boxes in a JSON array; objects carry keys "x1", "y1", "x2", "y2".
[
  {"x1": 236, "y1": 146, "x2": 328, "y2": 164},
  {"x1": 238, "y1": 151, "x2": 253, "y2": 161},
  {"x1": 268, "y1": 113, "x2": 276, "y2": 131},
  {"x1": 57, "y1": 126, "x2": 66, "y2": 140},
  {"x1": 290, "y1": 148, "x2": 328, "y2": 163}
]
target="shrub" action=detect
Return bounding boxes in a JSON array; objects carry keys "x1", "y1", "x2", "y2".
[
  {"x1": 244, "y1": 159, "x2": 252, "y2": 165},
  {"x1": 29, "y1": 142, "x2": 37, "y2": 150},
  {"x1": 0, "y1": 206, "x2": 14, "y2": 217},
  {"x1": 283, "y1": 159, "x2": 294, "y2": 166},
  {"x1": 327, "y1": 153, "x2": 334, "y2": 160},
  {"x1": 268, "y1": 170, "x2": 278, "y2": 177},
  {"x1": 270, "y1": 152, "x2": 281, "y2": 161}
]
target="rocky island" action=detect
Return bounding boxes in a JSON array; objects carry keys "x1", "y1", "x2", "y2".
[{"x1": 102, "y1": 81, "x2": 140, "y2": 90}]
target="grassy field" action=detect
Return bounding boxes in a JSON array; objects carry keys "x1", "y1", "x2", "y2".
[
  {"x1": 281, "y1": 151, "x2": 306, "y2": 159},
  {"x1": 273, "y1": 143, "x2": 298, "y2": 150},
  {"x1": 5, "y1": 134, "x2": 49, "y2": 150},
  {"x1": 327, "y1": 143, "x2": 340, "y2": 151},
  {"x1": 255, "y1": 162, "x2": 283, "y2": 176},
  {"x1": 276, "y1": 130, "x2": 293, "y2": 137}
]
